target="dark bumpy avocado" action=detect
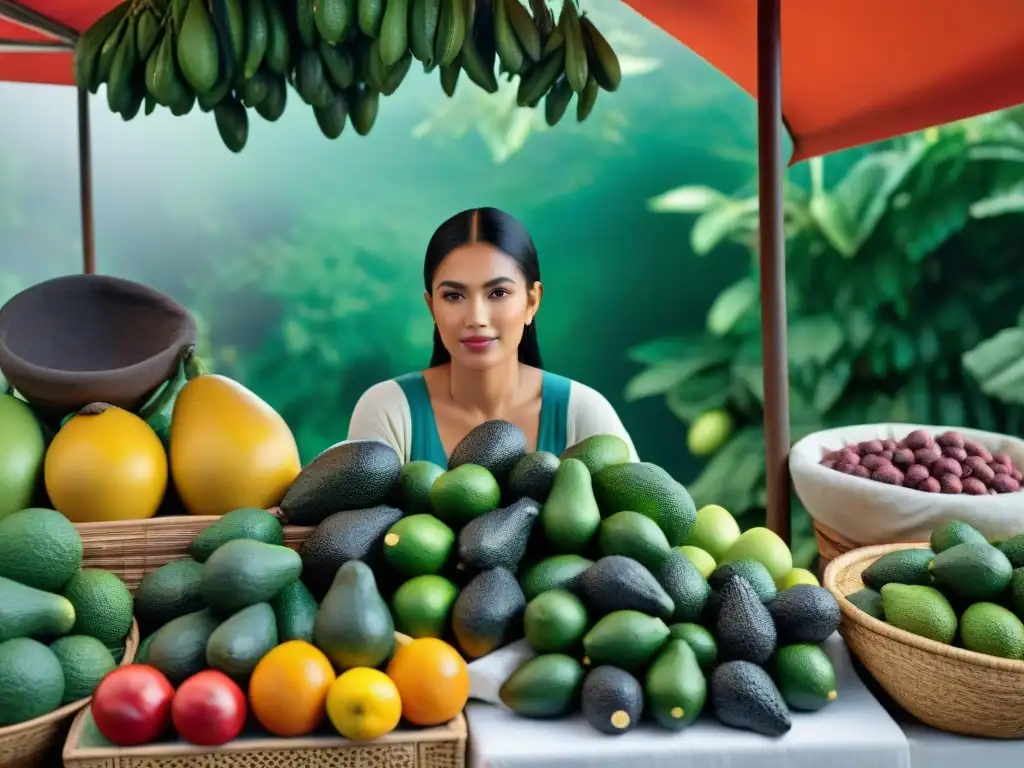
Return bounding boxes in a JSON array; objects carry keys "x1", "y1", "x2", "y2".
[
  {"x1": 580, "y1": 665, "x2": 644, "y2": 735},
  {"x1": 298, "y1": 505, "x2": 404, "y2": 592},
  {"x1": 579, "y1": 555, "x2": 674, "y2": 620},
  {"x1": 710, "y1": 661, "x2": 791, "y2": 736},
  {"x1": 768, "y1": 585, "x2": 841, "y2": 644},
  {"x1": 458, "y1": 497, "x2": 540, "y2": 571},
  {"x1": 281, "y1": 440, "x2": 401, "y2": 526},
  {"x1": 448, "y1": 419, "x2": 527, "y2": 482},
  {"x1": 715, "y1": 576, "x2": 776, "y2": 665},
  {"x1": 506, "y1": 451, "x2": 560, "y2": 503},
  {"x1": 450, "y1": 567, "x2": 526, "y2": 659}
]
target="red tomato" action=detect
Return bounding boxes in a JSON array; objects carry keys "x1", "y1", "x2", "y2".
[
  {"x1": 91, "y1": 664, "x2": 174, "y2": 746},
  {"x1": 172, "y1": 670, "x2": 247, "y2": 746}
]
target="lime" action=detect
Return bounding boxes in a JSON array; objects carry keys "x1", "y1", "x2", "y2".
[
  {"x1": 677, "y1": 545, "x2": 716, "y2": 578},
  {"x1": 686, "y1": 504, "x2": 741, "y2": 561},
  {"x1": 687, "y1": 409, "x2": 734, "y2": 457},
  {"x1": 382, "y1": 515, "x2": 454, "y2": 577},
  {"x1": 390, "y1": 575, "x2": 459, "y2": 639},
  {"x1": 777, "y1": 567, "x2": 820, "y2": 590},
  {"x1": 720, "y1": 526, "x2": 793, "y2": 582}
]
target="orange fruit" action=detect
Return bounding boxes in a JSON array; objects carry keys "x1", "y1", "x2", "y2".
[
  {"x1": 325, "y1": 668, "x2": 402, "y2": 740},
  {"x1": 249, "y1": 641, "x2": 336, "y2": 737},
  {"x1": 385, "y1": 637, "x2": 469, "y2": 726}
]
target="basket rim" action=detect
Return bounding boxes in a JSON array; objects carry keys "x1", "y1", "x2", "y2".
[
  {"x1": 823, "y1": 542, "x2": 1024, "y2": 674},
  {"x1": 0, "y1": 619, "x2": 140, "y2": 739}
]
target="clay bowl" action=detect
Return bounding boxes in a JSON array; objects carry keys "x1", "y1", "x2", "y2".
[{"x1": 0, "y1": 274, "x2": 196, "y2": 420}]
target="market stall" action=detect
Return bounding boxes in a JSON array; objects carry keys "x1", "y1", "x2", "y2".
[{"x1": 1, "y1": 2, "x2": 1024, "y2": 768}]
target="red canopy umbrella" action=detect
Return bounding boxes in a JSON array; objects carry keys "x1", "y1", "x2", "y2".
[{"x1": 2, "y1": 0, "x2": 1024, "y2": 541}]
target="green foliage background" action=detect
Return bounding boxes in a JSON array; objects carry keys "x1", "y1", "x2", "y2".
[{"x1": 1, "y1": 3, "x2": 1022, "y2": 568}]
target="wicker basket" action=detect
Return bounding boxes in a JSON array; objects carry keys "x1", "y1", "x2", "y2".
[
  {"x1": 0, "y1": 621, "x2": 140, "y2": 768},
  {"x1": 76, "y1": 513, "x2": 313, "y2": 590},
  {"x1": 813, "y1": 519, "x2": 861, "y2": 579},
  {"x1": 823, "y1": 542, "x2": 1024, "y2": 738}
]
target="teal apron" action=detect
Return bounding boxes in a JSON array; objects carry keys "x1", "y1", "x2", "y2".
[{"x1": 394, "y1": 371, "x2": 571, "y2": 464}]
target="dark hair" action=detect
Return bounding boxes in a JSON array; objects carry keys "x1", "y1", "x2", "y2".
[{"x1": 424, "y1": 207, "x2": 543, "y2": 368}]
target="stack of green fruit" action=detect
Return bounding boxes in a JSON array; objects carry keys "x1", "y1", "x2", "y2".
[
  {"x1": 498, "y1": 516, "x2": 844, "y2": 736},
  {"x1": 0, "y1": 509, "x2": 135, "y2": 726},
  {"x1": 847, "y1": 520, "x2": 1024, "y2": 660},
  {"x1": 72, "y1": 0, "x2": 621, "y2": 153}
]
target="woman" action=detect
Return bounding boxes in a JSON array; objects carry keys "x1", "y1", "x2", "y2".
[{"x1": 347, "y1": 207, "x2": 638, "y2": 464}]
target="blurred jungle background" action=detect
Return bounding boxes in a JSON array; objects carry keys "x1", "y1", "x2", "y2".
[{"x1": 2, "y1": 1, "x2": 1024, "y2": 567}]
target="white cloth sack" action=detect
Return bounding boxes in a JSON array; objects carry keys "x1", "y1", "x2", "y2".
[{"x1": 791, "y1": 423, "x2": 1024, "y2": 545}]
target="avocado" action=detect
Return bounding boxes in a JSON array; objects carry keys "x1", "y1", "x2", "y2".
[
  {"x1": 201, "y1": 539, "x2": 302, "y2": 616},
  {"x1": 451, "y1": 567, "x2": 526, "y2": 658},
  {"x1": 561, "y1": 434, "x2": 631, "y2": 475},
  {"x1": 384, "y1": 514, "x2": 455, "y2": 576},
  {"x1": 668, "y1": 622, "x2": 717, "y2": 672},
  {"x1": 134, "y1": 558, "x2": 206, "y2": 634},
  {"x1": 523, "y1": 588, "x2": 590, "y2": 653},
  {"x1": 580, "y1": 665, "x2": 644, "y2": 735},
  {"x1": 880, "y1": 584, "x2": 957, "y2": 644},
  {"x1": 0, "y1": 637, "x2": 65, "y2": 726},
  {"x1": 598, "y1": 510, "x2": 672, "y2": 571},
  {"x1": 716, "y1": 576, "x2": 777, "y2": 665},
  {"x1": 861, "y1": 548, "x2": 935, "y2": 590},
  {"x1": 49, "y1": 635, "x2": 117, "y2": 703},
  {"x1": 846, "y1": 587, "x2": 885, "y2": 620},
  {"x1": 448, "y1": 419, "x2": 527, "y2": 482},
  {"x1": 930, "y1": 520, "x2": 987, "y2": 554},
  {"x1": 773, "y1": 643, "x2": 837, "y2": 711},
  {"x1": 270, "y1": 579, "x2": 319, "y2": 642},
  {"x1": 540, "y1": 458, "x2": 601, "y2": 553},
  {"x1": 1012, "y1": 567, "x2": 1024, "y2": 619},
  {"x1": 281, "y1": 439, "x2": 401, "y2": 525},
  {"x1": 134, "y1": 632, "x2": 154, "y2": 664},
  {"x1": 62, "y1": 569, "x2": 135, "y2": 646},
  {"x1": 709, "y1": 559, "x2": 777, "y2": 602},
  {"x1": 592, "y1": 462, "x2": 696, "y2": 546},
  {"x1": 207, "y1": 602, "x2": 279, "y2": 677},
  {"x1": 391, "y1": 574, "x2": 459, "y2": 638},
  {"x1": 959, "y1": 602, "x2": 1024, "y2": 659},
  {"x1": 299, "y1": 505, "x2": 404, "y2": 592},
  {"x1": 580, "y1": 555, "x2": 674, "y2": 620},
  {"x1": 189, "y1": 507, "x2": 284, "y2": 562},
  {"x1": 395, "y1": 460, "x2": 445, "y2": 516},
  {"x1": 768, "y1": 585, "x2": 841, "y2": 644},
  {"x1": 711, "y1": 660, "x2": 791, "y2": 736},
  {"x1": 657, "y1": 548, "x2": 711, "y2": 622},
  {"x1": 431, "y1": 464, "x2": 502, "y2": 527},
  {"x1": 499, "y1": 653, "x2": 585, "y2": 718},
  {"x1": 929, "y1": 543, "x2": 1014, "y2": 601},
  {"x1": 519, "y1": 554, "x2": 593, "y2": 600},
  {"x1": 644, "y1": 638, "x2": 706, "y2": 730},
  {"x1": 458, "y1": 497, "x2": 539, "y2": 570},
  {"x1": 314, "y1": 560, "x2": 395, "y2": 670},
  {"x1": 581, "y1": 609, "x2": 669, "y2": 671},
  {"x1": 506, "y1": 451, "x2": 560, "y2": 503},
  {"x1": 0, "y1": 575, "x2": 76, "y2": 642},
  {"x1": 146, "y1": 608, "x2": 220, "y2": 684},
  {"x1": 0, "y1": 508, "x2": 82, "y2": 591},
  {"x1": 0, "y1": 395, "x2": 46, "y2": 524}
]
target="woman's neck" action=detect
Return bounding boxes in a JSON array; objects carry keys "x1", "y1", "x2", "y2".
[{"x1": 447, "y1": 358, "x2": 523, "y2": 420}]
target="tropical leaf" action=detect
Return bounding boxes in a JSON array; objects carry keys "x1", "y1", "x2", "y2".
[
  {"x1": 962, "y1": 326, "x2": 1024, "y2": 405},
  {"x1": 625, "y1": 356, "x2": 728, "y2": 402},
  {"x1": 626, "y1": 334, "x2": 733, "y2": 366},
  {"x1": 686, "y1": 428, "x2": 765, "y2": 514},
  {"x1": 664, "y1": 368, "x2": 732, "y2": 422},
  {"x1": 787, "y1": 315, "x2": 844, "y2": 367},
  {"x1": 690, "y1": 197, "x2": 759, "y2": 255},
  {"x1": 647, "y1": 185, "x2": 728, "y2": 214},
  {"x1": 706, "y1": 277, "x2": 759, "y2": 336},
  {"x1": 971, "y1": 182, "x2": 1024, "y2": 218}
]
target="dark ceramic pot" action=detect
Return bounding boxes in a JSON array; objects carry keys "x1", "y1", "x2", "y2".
[{"x1": 0, "y1": 274, "x2": 197, "y2": 420}]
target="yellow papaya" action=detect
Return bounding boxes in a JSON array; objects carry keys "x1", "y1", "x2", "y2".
[
  {"x1": 169, "y1": 375, "x2": 301, "y2": 516},
  {"x1": 45, "y1": 403, "x2": 168, "y2": 523}
]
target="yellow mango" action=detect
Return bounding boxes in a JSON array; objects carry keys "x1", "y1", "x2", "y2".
[
  {"x1": 45, "y1": 403, "x2": 167, "y2": 522},
  {"x1": 170, "y1": 375, "x2": 301, "y2": 516}
]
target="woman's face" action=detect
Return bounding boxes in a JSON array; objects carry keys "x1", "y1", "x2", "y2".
[{"x1": 426, "y1": 242, "x2": 542, "y2": 370}]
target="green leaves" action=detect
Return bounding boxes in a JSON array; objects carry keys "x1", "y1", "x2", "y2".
[
  {"x1": 963, "y1": 326, "x2": 1024, "y2": 405},
  {"x1": 706, "y1": 277, "x2": 758, "y2": 336}
]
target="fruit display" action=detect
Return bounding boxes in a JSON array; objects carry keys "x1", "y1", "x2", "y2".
[
  {"x1": 845, "y1": 520, "x2": 1024, "y2": 660},
  {"x1": 0, "y1": 358, "x2": 303, "y2": 521},
  {"x1": 91, "y1": 510, "x2": 470, "y2": 746},
  {"x1": 72, "y1": 0, "x2": 622, "y2": 153},
  {"x1": 0, "y1": 509, "x2": 135, "y2": 726},
  {"x1": 819, "y1": 427, "x2": 1024, "y2": 494}
]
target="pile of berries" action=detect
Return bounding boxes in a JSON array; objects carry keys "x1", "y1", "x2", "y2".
[{"x1": 820, "y1": 429, "x2": 1023, "y2": 495}]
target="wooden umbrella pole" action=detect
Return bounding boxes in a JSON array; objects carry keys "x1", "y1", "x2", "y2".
[
  {"x1": 756, "y1": 0, "x2": 792, "y2": 544},
  {"x1": 77, "y1": 87, "x2": 95, "y2": 274}
]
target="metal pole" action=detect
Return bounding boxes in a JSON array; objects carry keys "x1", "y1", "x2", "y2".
[
  {"x1": 756, "y1": 0, "x2": 791, "y2": 544},
  {"x1": 77, "y1": 87, "x2": 95, "y2": 274}
]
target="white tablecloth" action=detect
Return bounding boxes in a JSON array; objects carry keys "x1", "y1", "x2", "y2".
[
  {"x1": 903, "y1": 721, "x2": 1021, "y2": 768},
  {"x1": 466, "y1": 634, "x2": 911, "y2": 768}
]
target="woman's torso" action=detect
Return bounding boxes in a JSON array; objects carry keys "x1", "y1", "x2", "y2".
[{"x1": 393, "y1": 370, "x2": 572, "y2": 464}]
